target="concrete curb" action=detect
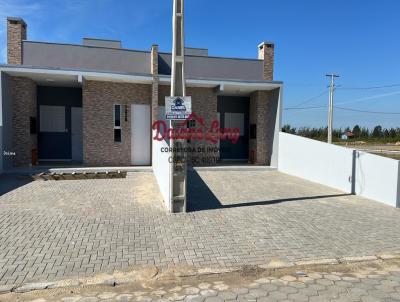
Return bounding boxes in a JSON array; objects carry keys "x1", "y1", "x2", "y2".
[
  {"x1": 339, "y1": 255, "x2": 378, "y2": 263},
  {"x1": 2, "y1": 252, "x2": 400, "y2": 295}
]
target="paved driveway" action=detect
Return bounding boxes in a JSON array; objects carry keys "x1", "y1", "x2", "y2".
[{"x1": 1, "y1": 170, "x2": 400, "y2": 286}]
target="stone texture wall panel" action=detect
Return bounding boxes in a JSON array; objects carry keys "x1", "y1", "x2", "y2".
[
  {"x1": 250, "y1": 90, "x2": 279, "y2": 165},
  {"x1": 7, "y1": 19, "x2": 26, "y2": 65},
  {"x1": 11, "y1": 77, "x2": 37, "y2": 167},
  {"x1": 83, "y1": 80, "x2": 151, "y2": 166}
]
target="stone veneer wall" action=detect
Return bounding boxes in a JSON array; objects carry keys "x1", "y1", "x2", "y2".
[
  {"x1": 158, "y1": 85, "x2": 218, "y2": 165},
  {"x1": 11, "y1": 77, "x2": 37, "y2": 167},
  {"x1": 83, "y1": 80, "x2": 152, "y2": 166},
  {"x1": 7, "y1": 18, "x2": 26, "y2": 65},
  {"x1": 258, "y1": 43, "x2": 274, "y2": 81},
  {"x1": 151, "y1": 45, "x2": 159, "y2": 124},
  {"x1": 249, "y1": 89, "x2": 279, "y2": 165}
]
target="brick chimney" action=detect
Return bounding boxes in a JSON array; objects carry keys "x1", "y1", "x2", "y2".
[
  {"x1": 7, "y1": 17, "x2": 27, "y2": 65},
  {"x1": 258, "y1": 41, "x2": 274, "y2": 81},
  {"x1": 151, "y1": 44, "x2": 159, "y2": 125}
]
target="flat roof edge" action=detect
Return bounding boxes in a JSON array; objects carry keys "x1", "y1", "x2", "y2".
[
  {"x1": 0, "y1": 65, "x2": 283, "y2": 86},
  {"x1": 23, "y1": 40, "x2": 151, "y2": 54},
  {"x1": 0, "y1": 64, "x2": 153, "y2": 78},
  {"x1": 159, "y1": 74, "x2": 283, "y2": 85},
  {"x1": 158, "y1": 51, "x2": 262, "y2": 62},
  {"x1": 83, "y1": 37, "x2": 122, "y2": 43}
]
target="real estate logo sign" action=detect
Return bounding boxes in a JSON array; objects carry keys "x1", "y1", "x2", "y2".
[{"x1": 165, "y1": 96, "x2": 192, "y2": 120}]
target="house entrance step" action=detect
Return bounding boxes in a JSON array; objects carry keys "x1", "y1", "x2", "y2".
[
  {"x1": 48, "y1": 166, "x2": 153, "y2": 174},
  {"x1": 35, "y1": 171, "x2": 128, "y2": 181}
]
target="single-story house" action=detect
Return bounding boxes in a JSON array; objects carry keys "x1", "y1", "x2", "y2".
[
  {"x1": 0, "y1": 17, "x2": 283, "y2": 173},
  {"x1": 341, "y1": 131, "x2": 355, "y2": 140}
]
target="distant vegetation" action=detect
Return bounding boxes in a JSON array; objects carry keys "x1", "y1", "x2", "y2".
[{"x1": 282, "y1": 124, "x2": 400, "y2": 143}]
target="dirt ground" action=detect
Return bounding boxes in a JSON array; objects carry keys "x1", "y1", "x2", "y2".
[{"x1": 336, "y1": 142, "x2": 400, "y2": 160}]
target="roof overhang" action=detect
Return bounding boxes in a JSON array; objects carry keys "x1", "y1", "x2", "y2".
[
  {"x1": 160, "y1": 76, "x2": 282, "y2": 96},
  {"x1": 0, "y1": 65, "x2": 153, "y2": 87},
  {"x1": 0, "y1": 65, "x2": 283, "y2": 95}
]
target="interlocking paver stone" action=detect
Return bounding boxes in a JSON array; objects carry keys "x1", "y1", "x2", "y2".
[
  {"x1": 203, "y1": 297, "x2": 223, "y2": 302},
  {"x1": 278, "y1": 286, "x2": 298, "y2": 294},
  {"x1": 115, "y1": 294, "x2": 133, "y2": 301},
  {"x1": 200, "y1": 289, "x2": 218, "y2": 297},
  {"x1": 287, "y1": 293, "x2": 309, "y2": 301},
  {"x1": 0, "y1": 285, "x2": 14, "y2": 294},
  {"x1": 1, "y1": 170, "x2": 400, "y2": 287},
  {"x1": 216, "y1": 291, "x2": 237, "y2": 300},
  {"x1": 79, "y1": 297, "x2": 99, "y2": 302}
]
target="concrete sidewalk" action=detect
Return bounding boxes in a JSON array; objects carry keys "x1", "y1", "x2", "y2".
[{"x1": 0, "y1": 171, "x2": 400, "y2": 287}]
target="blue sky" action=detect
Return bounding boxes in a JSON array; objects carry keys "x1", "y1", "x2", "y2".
[{"x1": 1, "y1": 0, "x2": 400, "y2": 129}]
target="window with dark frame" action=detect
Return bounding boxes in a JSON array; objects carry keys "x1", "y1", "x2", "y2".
[
  {"x1": 250, "y1": 124, "x2": 257, "y2": 139},
  {"x1": 187, "y1": 119, "x2": 196, "y2": 143},
  {"x1": 30, "y1": 117, "x2": 37, "y2": 134},
  {"x1": 114, "y1": 104, "x2": 122, "y2": 142}
]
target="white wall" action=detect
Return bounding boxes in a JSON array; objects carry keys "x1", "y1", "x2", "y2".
[
  {"x1": 270, "y1": 87, "x2": 283, "y2": 168},
  {"x1": 278, "y1": 132, "x2": 400, "y2": 208},
  {"x1": 355, "y1": 151, "x2": 400, "y2": 207},
  {"x1": 278, "y1": 132, "x2": 354, "y2": 193},
  {"x1": 0, "y1": 72, "x2": 3, "y2": 174},
  {"x1": 152, "y1": 132, "x2": 172, "y2": 211},
  {"x1": 0, "y1": 126, "x2": 3, "y2": 174}
]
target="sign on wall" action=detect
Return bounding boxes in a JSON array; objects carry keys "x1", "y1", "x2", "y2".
[{"x1": 165, "y1": 96, "x2": 192, "y2": 120}]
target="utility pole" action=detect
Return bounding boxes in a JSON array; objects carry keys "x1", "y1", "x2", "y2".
[
  {"x1": 169, "y1": 0, "x2": 187, "y2": 213},
  {"x1": 325, "y1": 74, "x2": 339, "y2": 144},
  {"x1": 171, "y1": 0, "x2": 186, "y2": 98}
]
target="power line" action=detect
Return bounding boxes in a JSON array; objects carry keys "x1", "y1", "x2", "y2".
[
  {"x1": 284, "y1": 105, "x2": 400, "y2": 115},
  {"x1": 339, "y1": 84, "x2": 400, "y2": 90},
  {"x1": 335, "y1": 90, "x2": 400, "y2": 106},
  {"x1": 286, "y1": 83, "x2": 400, "y2": 109},
  {"x1": 290, "y1": 90, "x2": 328, "y2": 108},
  {"x1": 284, "y1": 105, "x2": 327, "y2": 111},
  {"x1": 284, "y1": 82, "x2": 400, "y2": 113},
  {"x1": 335, "y1": 106, "x2": 400, "y2": 115}
]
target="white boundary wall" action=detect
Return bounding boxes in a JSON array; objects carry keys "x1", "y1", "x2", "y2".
[
  {"x1": 278, "y1": 132, "x2": 400, "y2": 207},
  {"x1": 0, "y1": 72, "x2": 3, "y2": 174},
  {"x1": 152, "y1": 130, "x2": 172, "y2": 212},
  {"x1": 278, "y1": 132, "x2": 354, "y2": 193},
  {"x1": 355, "y1": 151, "x2": 400, "y2": 207}
]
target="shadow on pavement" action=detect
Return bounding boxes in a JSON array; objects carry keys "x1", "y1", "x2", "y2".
[
  {"x1": 0, "y1": 174, "x2": 34, "y2": 196},
  {"x1": 187, "y1": 170, "x2": 351, "y2": 212}
]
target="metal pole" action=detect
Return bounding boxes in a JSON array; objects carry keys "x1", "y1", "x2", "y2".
[{"x1": 326, "y1": 74, "x2": 339, "y2": 144}]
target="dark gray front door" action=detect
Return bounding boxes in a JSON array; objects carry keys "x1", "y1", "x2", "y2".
[
  {"x1": 37, "y1": 86, "x2": 82, "y2": 162},
  {"x1": 38, "y1": 105, "x2": 71, "y2": 160},
  {"x1": 217, "y1": 96, "x2": 249, "y2": 161}
]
